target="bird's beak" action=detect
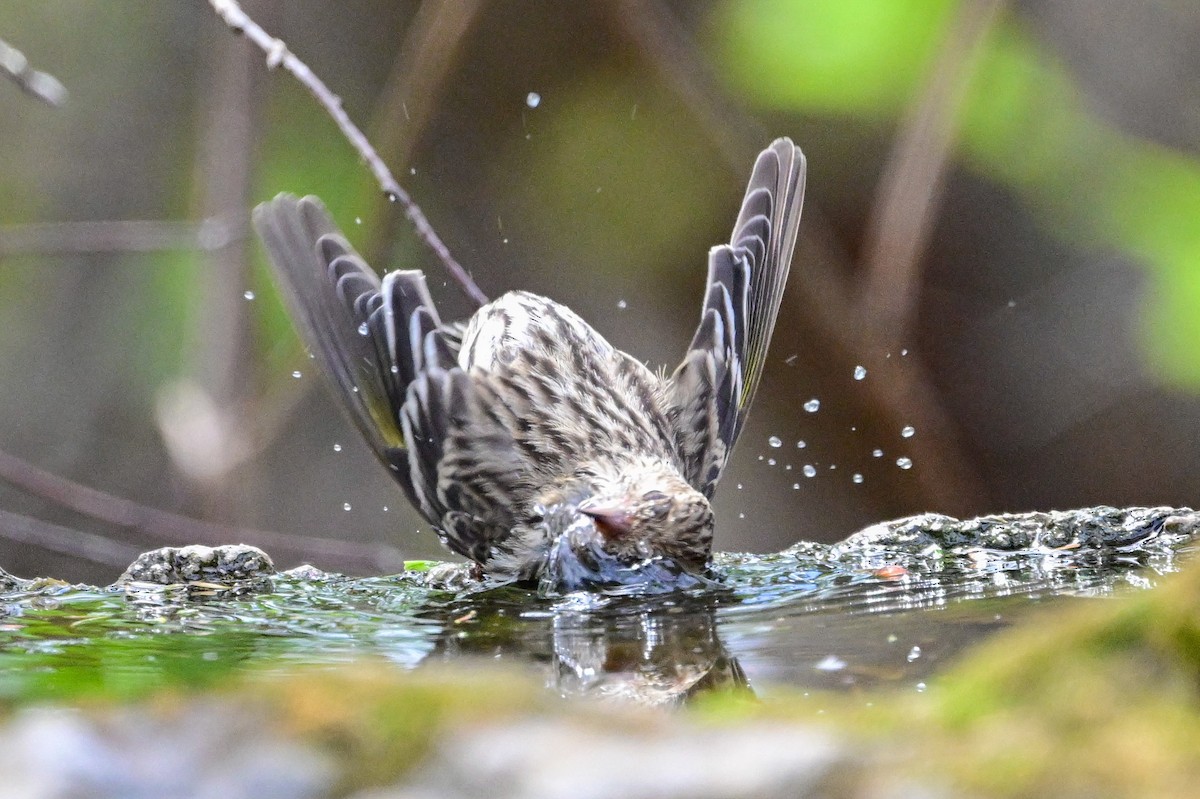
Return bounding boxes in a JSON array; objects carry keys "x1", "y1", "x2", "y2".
[{"x1": 578, "y1": 499, "x2": 635, "y2": 538}]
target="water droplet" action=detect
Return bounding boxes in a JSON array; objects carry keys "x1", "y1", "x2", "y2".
[
  {"x1": 852, "y1": 473, "x2": 864, "y2": 484},
  {"x1": 907, "y1": 645, "x2": 922, "y2": 662},
  {"x1": 796, "y1": 440, "x2": 806, "y2": 449},
  {"x1": 803, "y1": 464, "x2": 816, "y2": 478},
  {"x1": 385, "y1": 191, "x2": 398, "y2": 203},
  {"x1": 853, "y1": 365, "x2": 867, "y2": 380},
  {"x1": 768, "y1": 436, "x2": 782, "y2": 448},
  {"x1": 616, "y1": 299, "x2": 627, "y2": 309},
  {"x1": 390, "y1": 365, "x2": 399, "y2": 374},
  {"x1": 785, "y1": 464, "x2": 792, "y2": 470},
  {"x1": 291, "y1": 370, "x2": 302, "y2": 379},
  {"x1": 915, "y1": 682, "x2": 927, "y2": 693},
  {"x1": 242, "y1": 290, "x2": 255, "y2": 301},
  {"x1": 736, "y1": 483, "x2": 743, "y2": 490},
  {"x1": 525, "y1": 91, "x2": 541, "y2": 108},
  {"x1": 767, "y1": 458, "x2": 776, "y2": 466},
  {"x1": 382, "y1": 506, "x2": 389, "y2": 512},
  {"x1": 873, "y1": 449, "x2": 884, "y2": 458},
  {"x1": 901, "y1": 425, "x2": 915, "y2": 438},
  {"x1": 829, "y1": 464, "x2": 837, "y2": 470},
  {"x1": 792, "y1": 482, "x2": 800, "y2": 490},
  {"x1": 803, "y1": 398, "x2": 820, "y2": 413},
  {"x1": 815, "y1": 655, "x2": 846, "y2": 672},
  {"x1": 342, "y1": 502, "x2": 352, "y2": 512},
  {"x1": 409, "y1": 167, "x2": 417, "y2": 175},
  {"x1": 901, "y1": 348, "x2": 909, "y2": 356},
  {"x1": 1007, "y1": 299, "x2": 1016, "y2": 308},
  {"x1": 355, "y1": 216, "x2": 362, "y2": 225},
  {"x1": 897, "y1": 457, "x2": 913, "y2": 470},
  {"x1": 738, "y1": 512, "x2": 745, "y2": 519},
  {"x1": 357, "y1": 322, "x2": 369, "y2": 336},
  {"x1": 333, "y1": 444, "x2": 342, "y2": 452}
]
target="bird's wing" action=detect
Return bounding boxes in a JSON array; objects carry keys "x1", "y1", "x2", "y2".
[
  {"x1": 668, "y1": 139, "x2": 806, "y2": 497},
  {"x1": 253, "y1": 194, "x2": 456, "y2": 503},
  {"x1": 400, "y1": 367, "x2": 527, "y2": 563}
]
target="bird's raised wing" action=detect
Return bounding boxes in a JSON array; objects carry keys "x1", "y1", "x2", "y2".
[
  {"x1": 254, "y1": 195, "x2": 522, "y2": 560},
  {"x1": 254, "y1": 195, "x2": 448, "y2": 498},
  {"x1": 668, "y1": 139, "x2": 806, "y2": 497}
]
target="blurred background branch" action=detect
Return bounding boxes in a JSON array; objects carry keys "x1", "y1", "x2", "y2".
[
  {"x1": 860, "y1": 0, "x2": 1008, "y2": 343},
  {"x1": 0, "y1": 219, "x2": 241, "y2": 256},
  {"x1": 0, "y1": 35, "x2": 66, "y2": 106},
  {"x1": 0, "y1": 446, "x2": 403, "y2": 573},
  {"x1": 365, "y1": 0, "x2": 486, "y2": 266}
]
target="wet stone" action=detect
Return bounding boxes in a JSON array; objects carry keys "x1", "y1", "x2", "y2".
[
  {"x1": 414, "y1": 561, "x2": 479, "y2": 591},
  {"x1": 0, "y1": 566, "x2": 28, "y2": 592},
  {"x1": 116, "y1": 544, "x2": 276, "y2": 593},
  {"x1": 281, "y1": 563, "x2": 337, "y2": 581},
  {"x1": 832, "y1": 506, "x2": 1198, "y2": 556}
]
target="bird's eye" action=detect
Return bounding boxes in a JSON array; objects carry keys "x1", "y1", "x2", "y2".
[{"x1": 641, "y1": 491, "x2": 671, "y2": 520}]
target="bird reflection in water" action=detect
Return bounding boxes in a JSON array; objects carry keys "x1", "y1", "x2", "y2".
[{"x1": 420, "y1": 593, "x2": 750, "y2": 707}]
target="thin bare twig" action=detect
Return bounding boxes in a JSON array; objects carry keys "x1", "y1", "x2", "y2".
[
  {"x1": 0, "y1": 37, "x2": 67, "y2": 106},
  {"x1": 859, "y1": 0, "x2": 1008, "y2": 342},
  {"x1": 207, "y1": 0, "x2": 488, "y2": 307},
  {"x1": 0, "y1": 447, "x2": 405, "y2": 573}
]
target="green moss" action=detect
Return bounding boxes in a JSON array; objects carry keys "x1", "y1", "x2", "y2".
[
  {"x1": 694, "y1": 558, "x2": 1200, "y2": 798},
  {"x1": 252, "y1": 664, "x2": 544, "y2": 793}
]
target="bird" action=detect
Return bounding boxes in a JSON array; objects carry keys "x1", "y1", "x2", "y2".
[{"x1": 253, "y1": 138, "x2": 806, "y2": 592}]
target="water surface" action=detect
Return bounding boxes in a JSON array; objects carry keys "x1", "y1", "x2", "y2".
[{"x1": 1, "y1": 519, "x2": 1191, "y2": 706}]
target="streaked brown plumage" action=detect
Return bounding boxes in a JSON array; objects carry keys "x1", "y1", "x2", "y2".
[{"x1": 254, "y1": 139, "x2": 806, "y2": 591}]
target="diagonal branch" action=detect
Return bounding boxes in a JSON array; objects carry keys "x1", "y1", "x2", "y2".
[{"x1": 206, "y1": 0, "x2": 488, "y2": 307}]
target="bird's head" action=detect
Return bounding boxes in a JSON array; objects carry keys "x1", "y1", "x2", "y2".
[
  {"x1": 527, "y1": 462, "x2": 715, "y2": 593},
  {"x1": 577, "y1": 472, "x2": 714, "y2": 571}
]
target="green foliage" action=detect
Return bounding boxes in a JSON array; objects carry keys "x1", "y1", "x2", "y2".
[
  {"x1": 711, "y1": 0, "x2": 957, "y2": 118},
  {"x1": 710, "y1": 0, "x2": 1200, "y2": 387},
  {"x1": 500, "y1": 71, "x2": 727, "y2": 286}
]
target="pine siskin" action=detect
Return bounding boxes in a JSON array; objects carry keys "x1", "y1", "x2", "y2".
[{"x1": 254, "y1": 139, "x2": 806, "y2": 591}]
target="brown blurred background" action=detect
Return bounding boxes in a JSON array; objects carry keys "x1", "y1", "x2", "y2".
[{"x1": 1, "y1": 0, "x2": 1199, "y2": 584}]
